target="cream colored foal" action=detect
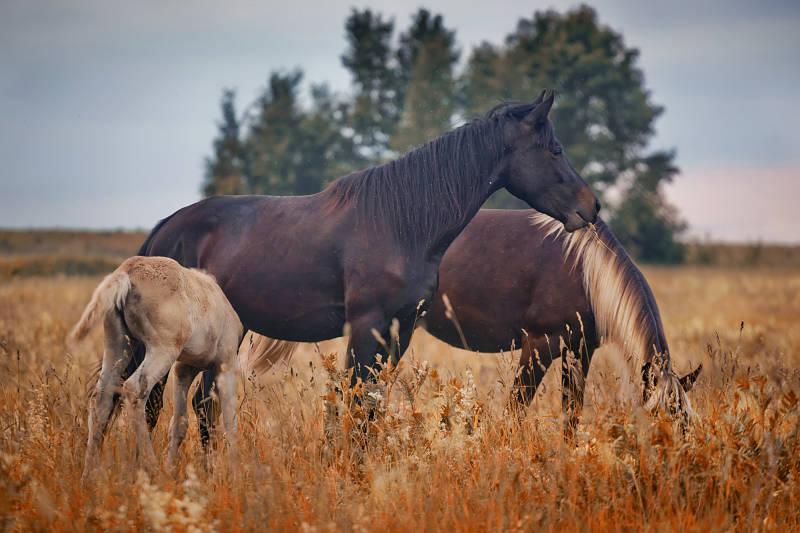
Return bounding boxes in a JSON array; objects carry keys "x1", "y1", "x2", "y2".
[{"x1": 71, "y1": 256, "x2": 242, "y2": 480}]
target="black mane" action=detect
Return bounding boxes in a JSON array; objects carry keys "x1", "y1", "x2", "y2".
[{"x1": 324, "y1": 101, "x2": 550, "y2": 251}]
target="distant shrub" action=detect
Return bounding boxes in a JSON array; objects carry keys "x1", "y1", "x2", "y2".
[{"x1": 0, "y1": 255, "x2": 120, "y2": 279}]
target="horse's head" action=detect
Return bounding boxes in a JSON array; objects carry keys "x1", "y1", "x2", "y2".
[
  {"x1": 641, "y1": 359, "x2": 702, "y2": 425},
  {"x1": 493, "y1": 90, "x2": 599, "y2": 232}
]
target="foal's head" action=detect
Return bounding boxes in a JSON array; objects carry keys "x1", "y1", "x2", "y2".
[
  {"x1": 492, "y1": 90, "x2": 600, "y2": 232},
  {"x1": 641, "y1": 359, "x2": 702, "y2": 426}
]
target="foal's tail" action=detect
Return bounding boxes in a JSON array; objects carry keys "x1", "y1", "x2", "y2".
[
  {"x1": 69, "y1": 268, "x2": 132, "y2": 344},
  {"x1": 240, "y1": 332, "x2": 298, "y2": 375}
]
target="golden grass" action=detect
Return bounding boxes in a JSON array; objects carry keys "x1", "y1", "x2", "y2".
[{"x1": 1, "y1": 267, "x2": 799, "y2": 531}]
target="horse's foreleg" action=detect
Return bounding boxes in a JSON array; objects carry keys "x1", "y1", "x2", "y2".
[
  {"x1": 83, "y1": 311, "x2": 134, "y2": 484},
  {"x1": 122, "y1": 346, "x2": 177, "y2": 472},
  {"x1": 345, "y1": 310, "x2": 389, "y2": 388},
  {"x1": 167, "y1": 361, "x2": 200, "y2": 471}
]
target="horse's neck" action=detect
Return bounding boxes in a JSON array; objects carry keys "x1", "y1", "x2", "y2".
[
  {"x1": 572, "y1": 220, "x2": 671, "y2": 363},
  {"x1": 634, "y1": 267, "x2": 671, "y2": 364},
  {"x1": 426, "y1": 188, "x2": 493, "y2": 259},
  {"x1": 325, "y1": 116, "x2": 508, "y2": 256}
]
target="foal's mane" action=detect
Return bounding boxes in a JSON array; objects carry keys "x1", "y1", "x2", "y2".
[
  {"x1": 324, "y1": 102, "x2": 552, "y2": 251},
  {"x1": 529, "y1": 213, "x2": 670, "y2": 365}
]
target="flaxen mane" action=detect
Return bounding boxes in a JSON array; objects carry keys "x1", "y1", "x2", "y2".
[
  {"x1": 324, "y1": 102, "x2": 556, "y2": 251},
  {"x1": 529, "y1": 213, "x2": 694, "y2": 417}
]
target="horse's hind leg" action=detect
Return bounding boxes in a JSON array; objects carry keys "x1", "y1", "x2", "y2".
[
  {"x1": 146, "y1": 372, "x2": 168, "y2": 430},
  {"x1": 121, "y1": 342, "x2": 169, "y2": 432},
  {"x1": 192, "y1": 370, "x2": 218, "y2": 449},
  {"x1": 122, "y1": 345, "x2": 178, "y2": 471},
  {"x1": 167, "y1": 362, "x2": 200, "y2": 471},
  {"x1": 514, "y1": 336, "x2": 555, "y2": 407},
  {"x1": 561, "y1": 345, "x2": 593, "y2": 441},
  {"x1": 83, "y1": 310, "x2": 134, "y2": 483}
]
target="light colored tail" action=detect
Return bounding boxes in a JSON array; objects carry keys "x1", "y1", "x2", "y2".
[
  {"x1": 239, "y1": 332, "x2": 298, "y2": 375},
  {"x1": 69, "y1": 270, "x2": 132, "y2": 344}
]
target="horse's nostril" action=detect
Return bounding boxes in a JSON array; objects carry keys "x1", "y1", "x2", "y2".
[{"x1": 595, "y1": 199, "x2": 601, "y2": 214}]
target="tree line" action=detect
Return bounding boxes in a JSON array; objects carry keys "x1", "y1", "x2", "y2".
[{"x1": 203, "y1": 6, "x2": 686, "y2": 262}]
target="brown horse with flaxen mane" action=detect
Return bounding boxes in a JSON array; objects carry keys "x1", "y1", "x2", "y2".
[
  {"x1": 123, "y1": 91, "x2": 599, "y2": 437},
  {"x1": 207, "y1": 210, "x2": 700, "y2": 442},
  {"x1": 425, "y1": 209, "x2": 701, "y2": 435}
]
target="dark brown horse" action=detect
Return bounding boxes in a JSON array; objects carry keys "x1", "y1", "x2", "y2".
[
  {"x1": 208, "y1": 210, "x2": 699, "y2": 441},
  {"x1": 425, "y1": 209, "x2": 701, "y2": 434},
  {"x1": 126, "y1": 92, "x2": 599, "y2": 433}
]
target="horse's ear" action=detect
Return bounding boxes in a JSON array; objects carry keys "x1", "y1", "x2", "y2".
[
  {"x1": 679, "y1": 364, "x2": 702, "y2": 392},
  {"x1": 531, "y1": 89, "x2": 547, "y2": 106},
  {"x1": 522, "y1": 90, "x2": 555, "y2": 129}
]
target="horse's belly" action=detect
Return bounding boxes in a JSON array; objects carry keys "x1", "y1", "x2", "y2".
[
  {"x1": 425, "y1": 316, "x2": 521, "y2": 353},
  {"x1": 240, "y1": 303, "x2": 346, "y2": 342},
  {"x1": 216, "y1": 255, "x2": 346, "y2": 342},
  {"x1": 425, "y1": 290, "x2": 524, "y2": 353}
]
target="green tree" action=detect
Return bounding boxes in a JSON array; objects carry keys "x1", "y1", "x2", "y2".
[
  {"x1": 609, "y1": 151, "x2": 687, "y2": 262},
  {"x1": 245, "y1": 70, "x2": 306, "y2": 195},
  {"x1": 390, "y1": 10, "x2": 460, "y2": 153},
  {"x1": 206, "y1": 72, "x2": 364, "y2": 198},
  {"x1": 294, "y1": 84, "x2": 367, "y2": 192},
  {"x1": 463, "y1": 5, "x2": 684, "y2": 259},
  {"x1": 203, "y1": 89, "x2": 246, "y2": 196},
  {"x1": 465, "y1": 5, "x2": 660, "y2": 188},
  {"x1": 341, "y1": 9, "x2": 400, "y2": 162}
]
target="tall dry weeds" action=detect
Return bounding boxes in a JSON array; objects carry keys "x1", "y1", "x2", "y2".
[{"x1": 0, "y1": 268, "x2": 799, "y2": 531}]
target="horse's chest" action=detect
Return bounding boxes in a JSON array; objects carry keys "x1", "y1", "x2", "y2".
[{"x1": 395, "y1": 264, "x2": 440, "y2": 314}]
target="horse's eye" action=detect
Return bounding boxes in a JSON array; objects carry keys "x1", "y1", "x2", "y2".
[{"x1": 551, "y1": 147, "x2": 563, "y2": 156}]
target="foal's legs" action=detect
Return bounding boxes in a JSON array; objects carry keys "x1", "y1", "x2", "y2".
[
  {"x1": 167, "y1": 361, "x2": 200, "y2": 470},
  {"x1": 122, "y1": 345, "x2": 178, "y2": 470},
  {"x1": 187, "y1": 361, "x2": 238, "y2": 468},
  {"x1": 215, "y1": 359, "x2": 239, "y2": 465},
  {"x1": 83, "y1": 311, "x2": 134, "y2": 482},
  {"x1": 121, "y1": 342, "x2": 168, "y2": 432}
]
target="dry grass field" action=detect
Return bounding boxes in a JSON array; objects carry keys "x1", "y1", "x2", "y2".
[{"x1": 1, "y1": 251, "x2": 800, "y2": 530}]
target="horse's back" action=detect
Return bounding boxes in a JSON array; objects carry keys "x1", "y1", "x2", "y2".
[
  {"x1": 119, "y1": 256, "x2": 241, "y2": 361},
  {"x1": 142, "y1": 195, "x2": 274, "y2": 265},
  {"x1": 426, "y1": 209, "x2": 590, "y2": 351},
  {"x1": 139, "y1": 194, "x2": 350, "y2": 342}
]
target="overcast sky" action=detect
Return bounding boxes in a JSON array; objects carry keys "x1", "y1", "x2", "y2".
[{"x1": 1, "y1": 0, "x2": 799, "y2": 242}]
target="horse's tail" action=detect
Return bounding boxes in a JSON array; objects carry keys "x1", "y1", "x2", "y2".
[
  {"x1": 69, "y1": 267, "x2": 132, "y2": 345},
  {"x1": 240, "y1": 333, "x2": 298, "y2": 375}
]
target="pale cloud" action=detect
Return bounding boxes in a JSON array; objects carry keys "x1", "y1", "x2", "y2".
[{"x1": 665, "y1": 166, "x2": 800, "y2": 244}]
